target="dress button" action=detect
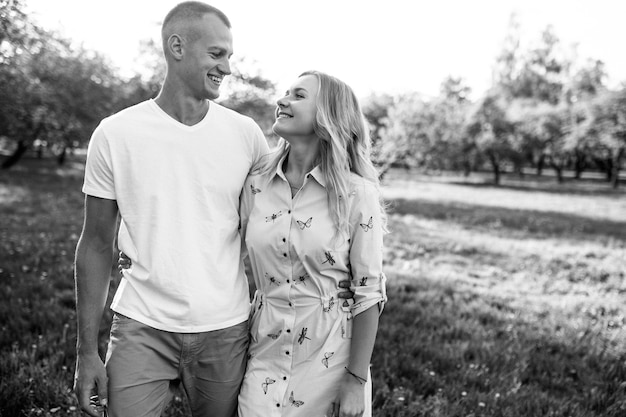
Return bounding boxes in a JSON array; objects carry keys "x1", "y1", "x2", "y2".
[
  {"x1": 288, "y1": 210, "x2": 291, "y2": 214},
  {"x1": 276, "y1": 403, "x2": 280, "y2": 408},
  {"x1": 286, "y1": 279, "x2": 290, "y2": 283},
  {"x1": 289, "y1": 302, "x2": 293, "y2": 307},
  {"x1": 286, "y1": 351, "x2": 290, "y2": 355},
  {"x1": 286, "y1": 329, "x2": 291, "y2": 333},
  {"x1": 283, "y1": 376, "x2": 287, "y2": 380},
  {"x1": 283, "y1": 253, "x2": 287, "y2": 257},
  {"x1": 282, "y1": 238, "x2": 286, "y2": 242}
]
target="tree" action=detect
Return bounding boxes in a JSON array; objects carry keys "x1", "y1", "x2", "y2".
[
  {"x1": 1, "y1": 1, "x2": 121, "y2": 168},
  {"x1": 563, "y1": 59, "x2": 609, "y2": 179},
  {"x1": 430, "y1": 77, "x2": 475, "y2": 175},
  {"x1": 587, "y1": 89, "x2": 626, "y2": 188},
  {"x1": 0, "y1": 0, "x2": 41, "y2": 164},
  {"x1": 361, "y1": 93, "x2": 394, "y2": 175},
  {"x1": 1, "y1": 28, "x2": 119, "y2": 168},
  {"x1": 466, "y1": 91, "x2": 515, "y2": 185},
  {"x1": 377, "y1": 93, "x2": 430, "y2": 176}
]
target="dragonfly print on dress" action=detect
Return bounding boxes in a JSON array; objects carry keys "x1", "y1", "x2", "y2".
[
  {"x1": 297, "y1": 327, "x2": 311, "y2": 344},
  {"x1": 265, "y1": 211, "x2": 283, "y2": 222},
  {"x1": 264, "y1": 272, "x2": 281, "y2": 286},
  {"x1": 322, "y1": 296, "x2": 335, "y2": 313},
  {"x1": 294, "y1": 273, "x2": 309, "y2": 286},
  {"x1": 321, "y1": 251, "x2": 335, "y2": 265}
]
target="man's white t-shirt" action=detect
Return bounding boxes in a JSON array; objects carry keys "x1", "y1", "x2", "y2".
[{"x1": 83, "y1": 99, "x2": 269, "y2": 332}]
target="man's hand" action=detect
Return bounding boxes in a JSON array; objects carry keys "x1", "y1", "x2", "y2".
[
  {"x1": 337, "y1": 280, "x2": 355, "y2": 300},
  {"x1": 74, "y1": 352, "x2": 108, "y2": 417}
]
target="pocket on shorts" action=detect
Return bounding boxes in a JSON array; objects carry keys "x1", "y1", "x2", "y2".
[{"x1": 111, "y1": 313, "x2": 135, "y2": 328}]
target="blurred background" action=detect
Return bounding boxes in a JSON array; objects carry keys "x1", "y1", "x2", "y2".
[{"x1": 1, "y1": 0, "x2": 625, "y2": 416}]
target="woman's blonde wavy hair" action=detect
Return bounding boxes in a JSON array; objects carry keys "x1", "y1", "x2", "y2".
[{"x1": 258, "y1": 70, "x2": 386, "y2": 239}]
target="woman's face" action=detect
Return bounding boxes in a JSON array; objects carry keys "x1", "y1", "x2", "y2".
[{"x1": 272, "y1": 74, "x2": 319, "y2": 139}]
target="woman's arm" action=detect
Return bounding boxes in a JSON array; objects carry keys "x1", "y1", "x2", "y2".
[
  {"x1": 331, "y1": 179, "x2": 387, "y2": 417},
  {"x1": 346, "y1": 304, "x2": 379, "y2": 380},
  {"x1": 330, "y1": 305, "x2": 379, "y2": 417}
]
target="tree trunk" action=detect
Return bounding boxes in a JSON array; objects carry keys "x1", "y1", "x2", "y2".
[
  {"x1": 463, "y1": 160, "x2": 471, "y2": 177},
  {"x1": 536, "y1": 154, "x2": 545, "y2": 176},
  {"x1": 488, "y1": 152, "x2": 500, "y2": 185},
  {"x1": 56, "y1": 146, "x2": 67, "y2": 165},
  {"x1": 611, "y1": 149, "x2": 624, "y2": 189},
  {"x1": 512, "y1": 158, "x2": 524, "y2": 178},
  {"x1": 1, "y1": 140, "x2": 29, "y2": 169},
  {"x1": 605, "y1": 158, "x2": 613, "y2": 182},
  {"x1": 574, "y1": 151, "x2": 586, "y2": 179},
  {"x1": 554, "y1": 166, "x2": 563, "y2": 183},
  {"x1": 549, "y1": 157, "x2": 564, "y2": 183}
]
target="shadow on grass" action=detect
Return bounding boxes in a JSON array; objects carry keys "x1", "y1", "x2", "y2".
[
  {"x1": 446, "y1": 179, "x2": 626, "y2": 198},
  {"x1": 371, "y1": 274, "x2": 626, "y2": 417},
  {"x1": 389, "y1": 198, "x2": 626, "y2": 242}
]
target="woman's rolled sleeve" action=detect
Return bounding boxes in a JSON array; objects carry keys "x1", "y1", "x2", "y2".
[{"x1": 348, "y1": 179, "x2": 387, "y2": 317}]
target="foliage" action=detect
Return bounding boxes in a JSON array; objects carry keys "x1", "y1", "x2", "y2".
[
  {"x1": 0, "y1": 1, "x2": 121, "y2": 168},
  {"x1": 370, "y1": 14, "x2": 624, "y2": 186},
  {"x1": 466, "y1": 91, "x2": 516, "y2": 184},
  {"x1": 218, "y1": 57, "x2": 278, "y2": 142},
  {"x1": 584, "y1": 89, "x2": 626, "y2": 187}
]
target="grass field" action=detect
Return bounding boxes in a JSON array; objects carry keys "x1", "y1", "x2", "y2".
[{"x1": 1, "y1": 157, "x2": 625, "y2": 416}]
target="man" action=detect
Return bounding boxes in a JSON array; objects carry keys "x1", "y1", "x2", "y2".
[{"x1": 73, "y1": 3, "x2": 269, "y2": 416}]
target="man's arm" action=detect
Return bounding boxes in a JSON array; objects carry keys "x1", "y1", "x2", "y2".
[{"x1": 74, "y1": 195, "x2": 119, "y2": 417}]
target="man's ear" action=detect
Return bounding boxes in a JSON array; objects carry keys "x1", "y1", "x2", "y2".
[{"x1": 166, "y1": 34, "x2": 184, "y2": 61}]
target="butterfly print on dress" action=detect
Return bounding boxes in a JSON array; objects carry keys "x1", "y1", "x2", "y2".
[
  {"x1": 321, "y1": 352, "x2": 334, "y2": 368},
  {"x1": 321, "y1": 251, "x2": 335, "y2": 265},
  {"x1": 267, "y1": 330, "x2": 282, "y2": 340},
  {"x1": 265, "y1": 211, "x2": 283, "y2": 222},
  {"x1": 250, "y1": 183, "x2": 261, "y2": 194},
  {"x1": 289, "y1": 391, "x2": 304, "y2": 407},
  {"x1": 261, "y1": 377, "x2": 275, "y2": 394},
  {"x1": 265, "y1": 272, "x2": 281, "y2": 286},
  {"x1": 296, "y1": 217, "x2": 312, "y2": 230},
  {"x1": 359, "y1": 216, "x2": 373, "y2": 232},
  {"x1": 297, "y1": 328, "x2": 311, "y2": 344}
]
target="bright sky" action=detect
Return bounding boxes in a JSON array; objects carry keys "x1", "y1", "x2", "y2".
[{"x1": 26, "y1": 0, "x2": 626, "y2": 99}]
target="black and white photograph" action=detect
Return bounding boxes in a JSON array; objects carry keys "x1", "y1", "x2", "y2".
[{"x1": 1, "y1": 1, "x2": 625, "y2": 416}]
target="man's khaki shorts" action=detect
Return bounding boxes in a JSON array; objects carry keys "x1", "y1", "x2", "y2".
[{"x1": 104, "y1": 314, "x2": 249, "y2": 417}]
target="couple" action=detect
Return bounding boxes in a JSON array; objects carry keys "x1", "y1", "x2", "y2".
[{"x1": 73, "y1": 2, "x2": 387, "y2": 417}]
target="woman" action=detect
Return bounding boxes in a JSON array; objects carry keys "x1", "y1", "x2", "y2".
[
  {"x1": 238, "y1": 70, "x2": 387, "y2": 417},
  {"x1": 120, "y1": 70, "x2": 387, "y2": 417}
]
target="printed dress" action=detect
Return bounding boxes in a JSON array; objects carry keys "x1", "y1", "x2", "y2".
[{"x1": 237, "y1": 157, "x2": 387, "y2": 417}]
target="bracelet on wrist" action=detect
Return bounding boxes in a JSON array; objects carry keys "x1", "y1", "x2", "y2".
[{"x1": 344, "y1": 367, "x2": 367, "y2": 385}]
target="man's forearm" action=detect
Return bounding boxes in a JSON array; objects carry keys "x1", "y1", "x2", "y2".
[{"x1": 75, "y1": 238, "x2": 113, "y2": 355}]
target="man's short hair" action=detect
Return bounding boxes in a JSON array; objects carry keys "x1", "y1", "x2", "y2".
[{"x1": 162, "y1": 1, "x2": 231, "y2": 41}]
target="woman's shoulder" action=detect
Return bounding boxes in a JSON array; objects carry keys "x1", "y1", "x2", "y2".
[
  {"x1": 244, "y1": 172, "x2": 272, "y2": 195},
  {"x1": 348, "y1": 172, "x2": 379, "y2": 196}
]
